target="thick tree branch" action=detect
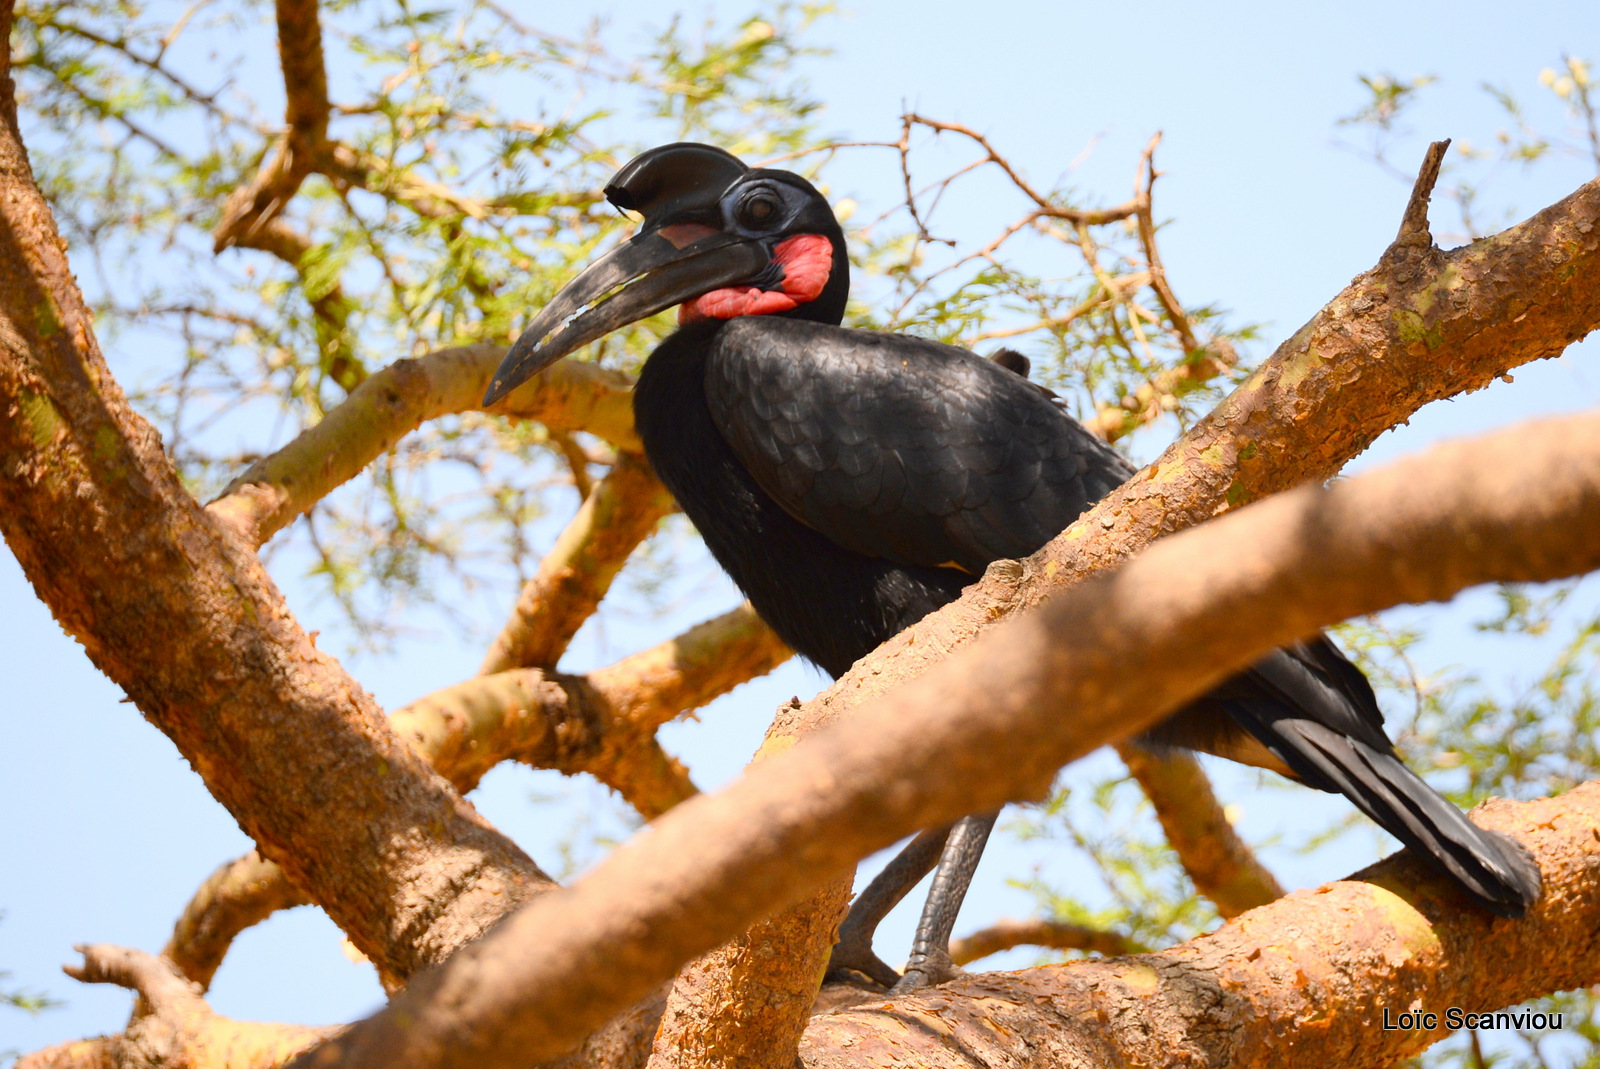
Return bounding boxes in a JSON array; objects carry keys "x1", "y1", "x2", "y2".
[
  {"x1": 162, "y1": 606, "x2": 785, "y2": 987},
  {"x1": 0, "y1": 44, "x2": 550, "y2": 988},
  {"x1": 207, "y1": 347, "x2": 640, "y2": 548},
  {"x1": 801, "y1": 785, "x2": 1600, "y2": 1068},
  {"x1": 1117, "y1": 743, "x2": 1285, "y2": 918},
  {"x1": 715, "y1": 166, "x2": 1600, "y2": 1049},
  {"x1": 588, "y1": 603, "x2": 791, "y2": 735},
  {"x1": 480, "y1": 454, "x2": 675, "y2": 674},
  {"x1": 285, "y1": 408, "x2": 1600, "y2": 1068}
]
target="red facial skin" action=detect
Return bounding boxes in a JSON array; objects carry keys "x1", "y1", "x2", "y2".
[{"x1": 678, "y1": 234, "x2": 833, "y2": 323}]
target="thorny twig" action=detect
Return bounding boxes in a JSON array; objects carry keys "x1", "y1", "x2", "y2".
[{"x1": 876, "y1": 117, "x2": 1237, "y2": 440}]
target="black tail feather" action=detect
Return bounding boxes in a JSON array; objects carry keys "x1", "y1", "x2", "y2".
[
  {"x1": 1266, "y1": 717, "x2": 1540, "y2": 915},
  {"x1": 1205, "y1": 644, "x2": 1541, "y2": 917}
]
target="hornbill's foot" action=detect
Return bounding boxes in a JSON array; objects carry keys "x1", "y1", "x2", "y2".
[
  {"x1": 823, "y1": 937, "x2": 899, "y2": 989},
  {"x1": 824, "y1": 825, "x2": 953, "y2": 989},
  {"x1": 889, "y1": 811, "x2": 998, "y2": 995},
  {"x1": 889, "y1": 948, "x2": 962, "y2": 994}
]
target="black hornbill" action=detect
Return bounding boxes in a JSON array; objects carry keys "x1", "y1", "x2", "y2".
[{"x1": 484, "y1": 142, "x2": 1540, "y2": 991}]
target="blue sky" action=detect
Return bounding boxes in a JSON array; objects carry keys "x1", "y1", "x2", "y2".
[{"x1": 3, "y1": 0, "x2": 1599, "y2": 1058}]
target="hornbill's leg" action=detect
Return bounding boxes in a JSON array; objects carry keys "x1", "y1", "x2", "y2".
[
  {"x1": 890, "y1": 810, "x2": 1000, "y2": 993},
  {"x1": 824, "y1": 824, "x2": 952, "y2": 988}
]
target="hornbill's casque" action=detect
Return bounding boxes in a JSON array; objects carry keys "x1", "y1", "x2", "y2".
[{"x1": 484, "y1": 143, "x2": 1541, "y2": 992}]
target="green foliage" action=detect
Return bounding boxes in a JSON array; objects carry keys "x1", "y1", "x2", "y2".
[
  {"x1": 11, "y1": 0, "x2": 836, "y2": 647},
  {"x1": 1342, "y1": 73, "x2": 1440, "y2": 132},
  {"x1": 1, "y1": 975, "x2": 58, "y2": 1015},
  {"x1": 2, "y1": 915, "x2": 60, "y2": 1066}
]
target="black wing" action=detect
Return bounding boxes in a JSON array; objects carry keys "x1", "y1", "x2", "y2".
[{"x1": 703, "y1": 317, "x2": 1134, "y2": 573}]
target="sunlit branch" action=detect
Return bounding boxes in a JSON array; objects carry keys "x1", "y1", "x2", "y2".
[
  {"x1": 1116, "y1": 743, "x2": 1285, "y2": 919},
  {"x1": 207, "y1": 346, "x2": 640, "y2": 548},
  {"x1": 16, "y1": 945, "x2": 334, "y2": 1069},
  {"x1": 161, "y1": 606, "x2": 787, "y2": 984},
  {"x1": 163, "y1": 851, "x2": 311, "y2": 994},
  {"x1": 652, "y1": 157, "x2": 1600, "y2": 1064},
  {"x1": 948, "y1": 918, "x2": 1148, "y2": 967},
  {"x1": 480, "y1": 454, "x2": 675, "y2": 674},
  {"x1": 211, "y1": 0, "x2": 332, "y2": 252}
]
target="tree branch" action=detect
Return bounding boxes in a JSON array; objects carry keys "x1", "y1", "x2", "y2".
[
  {"x1": 17, "y1": 946, "x2": 335, "y2": 1069},
  {"x1": 207, "y1": 346, "x2": 640, "y2": 548},
  {"x1": 480, "y1": 454, "x2": 675, "y2": 674},
  {"x1": 1084, "y1": 337, "x2": 1241, "y2": 442},
  {"x1": 163, "y1": 851, "x2": 311, "y2": 993},
  {"x1": 948, "y1": 918, "x2": 1148, "y2": 966},
  {"x1": 1116, "y1": 743, "x2": 1285, "y2": 918},
  {"x1": 588, "y1": 603, "x2": 791, "y2": 735},
  {"x1": 283, "y1": 407, "x2": 1600, "y2": 1068},
  {"x1": 801, "y1": 785, "x2": 1600, "y2": 1068},
  {"x1": 322, "y1": 143, "x2": 499, "y2": 222},
  {"x1": 161, "y1": 606, "x2": 786, "y2": 987},
  {"x1": 1397, "y1": 139, "x2": 1451, "y2": 243},
  {"x1": 716, "y1": 168, "x2": 1600, "y2": 1046},
  {"x1": 211, "y1": 0, "x2": 330, "y2": 252},
  {"x1": 905, "y1": 113, "x2": 1146, "y2": 225}
]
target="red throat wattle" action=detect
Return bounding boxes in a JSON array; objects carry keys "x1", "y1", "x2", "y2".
[{"x1": 678, "y1": 234, "x2": 834, "y2": 323}]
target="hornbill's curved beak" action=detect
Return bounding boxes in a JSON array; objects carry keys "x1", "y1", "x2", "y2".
[
  {"x1": 481, "y1": 226, "x2": 768, "y2": 406},
  {"x1": 483, "y1": 143, "x2": 760, "y2": 407}
]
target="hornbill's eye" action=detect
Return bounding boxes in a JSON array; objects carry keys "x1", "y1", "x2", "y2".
[{"x1": 738, "y1": 193, "x2": 780, "y2": 228}]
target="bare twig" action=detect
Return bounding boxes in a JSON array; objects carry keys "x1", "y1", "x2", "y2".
[
  {"x1": 906, "y1": 114, "x2": 1144, "y2": 224},
  {"x1": 1396, "y1": 140, "x2": 1452, "y2": 243},
  {"x1": 1131, "y1": 132, "x2": 1203, "y2": 355}
]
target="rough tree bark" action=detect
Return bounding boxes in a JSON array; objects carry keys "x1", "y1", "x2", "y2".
[
  {"x1": 798, "y1": 785, "x2": 1600, "y2": 1068},
  {"x1": 0, "y1": 3, "x2": 551, "y2": 990}
]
